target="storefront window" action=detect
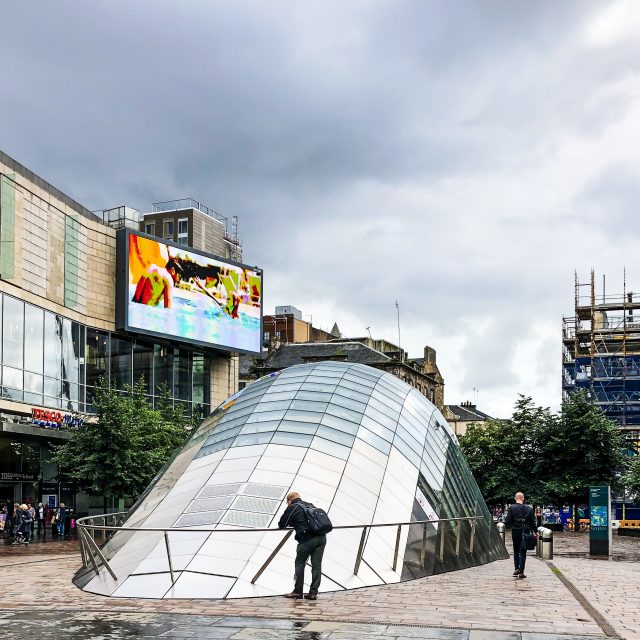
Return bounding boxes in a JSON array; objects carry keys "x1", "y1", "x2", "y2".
[{"x1": 2, "y1": 296, "x2": 24, "y2": 370}]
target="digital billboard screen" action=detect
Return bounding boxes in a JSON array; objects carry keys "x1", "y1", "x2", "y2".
[{"x1": 116, "y1": 230, "x2": 262, "y2": 354}]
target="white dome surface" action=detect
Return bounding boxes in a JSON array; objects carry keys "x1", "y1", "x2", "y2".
[{"x1": 76, "y1": 361, "x2": 507, "y2": 599}]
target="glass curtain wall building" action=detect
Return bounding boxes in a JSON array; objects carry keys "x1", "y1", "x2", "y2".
[
  {"x1": 1, "y1": 292, "x2": 211, "y2": 416},
  {"x1": 76, "y1": 362, "x2": 507, "y2": 600}
]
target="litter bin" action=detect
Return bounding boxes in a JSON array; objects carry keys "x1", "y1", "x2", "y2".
[
  {"x1": 497, "y1": 522, "x2": 505, "y2": 545},
  {"x1": 537, "y1": 527, "x2": 553, "y2": 560}
]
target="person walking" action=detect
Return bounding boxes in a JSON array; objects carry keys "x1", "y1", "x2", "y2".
[
  {"x1": 19, "y1": 504, "x2": 33, "y2": 544},
  {"x1": 56, "y1": 503, "x2": 67, "y2": 538},
  {"x1": 504, "y1": 492, "x2": 537, "y2": 579},
  {"x1": 278, "y1": 491, "x2": 327, "y2": 600},
  {"x1": 37, "y1": 503, "x2": 45, "y2": 537}
]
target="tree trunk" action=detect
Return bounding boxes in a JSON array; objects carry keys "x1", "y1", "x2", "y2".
[
  {"x1": 103, "y1": 495, "x2": 109, "y2": 514},
  {"x1": 573, "y1": 501, "x2": 579, "y2": 532}
]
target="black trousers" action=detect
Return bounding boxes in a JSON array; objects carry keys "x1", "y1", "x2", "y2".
[
  {"x1": 511, "y1": 529, "x2": 527, "y2": 572},
  {"x1": 294, "y1": 535, "x2": 326, "y2": 594}
]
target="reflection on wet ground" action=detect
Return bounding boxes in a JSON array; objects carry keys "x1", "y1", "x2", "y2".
[{"x1": 0, "y1": 611, "x2": 603, "y2": 640}]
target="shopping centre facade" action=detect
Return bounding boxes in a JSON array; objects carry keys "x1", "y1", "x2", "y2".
[{"x1": 0, "y1": 150, "x2": 259, "y2": 513}]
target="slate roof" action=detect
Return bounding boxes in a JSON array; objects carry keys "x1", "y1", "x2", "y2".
[
  {"x1": 255, "y1": 341, "x2": 391, "y2": 370},
  {"x1": 445, "y1": 404, "x2": 493, "y2": 422}
]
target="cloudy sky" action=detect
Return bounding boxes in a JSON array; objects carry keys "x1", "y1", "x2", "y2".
[{"x1": 2, "y1": 1, "x2": 639, "y2": 417}]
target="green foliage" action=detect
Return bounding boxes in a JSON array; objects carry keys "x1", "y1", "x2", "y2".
[
  {"x1": 460, "y1": 395, "x2": 556, "y2": 505},
  {"x1": 623, "y1": 458, "x2": 640, "y2": 503},
  {"x1": 53, "y1": 376, "x2": 189, "y2": 504},
  {"x1": 460, "y1": 390, "x2": 624, "y2": 507},
  {"x1": 537, "y1": 389, "x2": 624, "y2": 505}
]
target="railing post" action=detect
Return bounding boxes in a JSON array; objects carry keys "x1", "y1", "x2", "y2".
[
  {"x1": 251, "y1": 529, "x2": 293, "y2": 584},
  {"x1": 392, "y1": 524, "x2": 402, "y2": 572},
  {"x1": 164, "y1": 531, "x2": 175, "y2": 585},
  {"x1": 421, "y1": 522, "x2": 428, "y2": 568},
  {"x1": 78, "y1": 526, "x2": 88, "y2": 568},
  {"x1": 455, "y1": 521, "x2": 462, "y2": 557},
  {"x1": 439, "y1": 520, "x2": 446, "y2": 561},
  {"x1": 353, "y1": 526, "x2": 368, "y2": 576},
  {"x1": 80, "y1": 529, "x2": 101, "y2": 576},
  {"x1": 469, "y1": 518, "x2": 477, "y2": 553}
]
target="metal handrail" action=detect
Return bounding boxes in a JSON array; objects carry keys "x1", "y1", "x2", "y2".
[
  {"x1": 75, "y1": 513, "x2": 482, "y2": 533},
  {"x1": 76, "y1": 513, "x2": 486, "y2": 587}
]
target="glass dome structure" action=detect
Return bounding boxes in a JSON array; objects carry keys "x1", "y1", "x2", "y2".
[{"x1": 75, "y1": 361, "x2": 508, "y2": 599}]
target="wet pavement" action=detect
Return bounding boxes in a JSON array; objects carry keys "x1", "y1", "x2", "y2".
[
  {"x1": 1, "y1": 531, "x2": 638, "y2": 639},
  {"x1": 0, "y1": 611, "x2": 608, "y2": 640}
]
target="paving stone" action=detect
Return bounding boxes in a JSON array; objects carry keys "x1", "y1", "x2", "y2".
[
  {"x1": 469, "y1": 632, "x2": 520, "y2": 640},
  {"x1": 0, "y1": 531, "x2": 635, "y2": 638}
]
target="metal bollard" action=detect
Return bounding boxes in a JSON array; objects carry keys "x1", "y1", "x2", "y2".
[
  {"x1": 540, "y1": 527, "x2": 553, "y2": 559},
  {"x1": 497, "y1": 522, "x2": 506, "y2": 545},
  {"x1": 536, "y1": 527, "x2": 544, "y2": 558}
]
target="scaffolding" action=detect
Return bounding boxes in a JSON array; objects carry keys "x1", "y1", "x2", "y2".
[{"x1": 562, "y1": 270, "x2": 640, "y2": 456}]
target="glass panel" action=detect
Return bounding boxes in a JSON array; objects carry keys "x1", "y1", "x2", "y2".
[
  {"x1": 2, "y1": 296, "x2": 24, "y2": 369},
  {"x1": 111, "y1": 336, "x2": 132, "y2": 390},
  {"x1": 192, "y1": 353, "x2": 209, "y2": 407},
  {"x1": 24, "y1": 304, "x2": 44, "y2": 374},
  {"x1": 316, "y1": 425, "x2": 356, "y2": 447},
  {"x1": 175, "y1": 348, "x2": 192, "y2": 400},
  {"x1": 2, "y1": 366, "x2": 23, "y2": 391},
  {"x1": 43, "y1": 312, "x2": 63, "y2": 379},
  {"x1": 357, "y1": 426, "x2": 392, "y2": 455},
  {"x1": 154, "y1": 345, "x2": 174, "y2": 395},
  {"x1": 271, "y1": 432, "x2": 313, "y2": 447},
  {"x1": 277, "y1": 420, "x2": 318, "y2": 435},
  {"x1": 133, "y1": 340, "x2": 154, "y2": 392},
  {"x1": 24, "y1": 372, "x2": 43, "y2": 394},
  {"x1": 61, "y1": 319, "x2": 80, "y2": 392},
  {"x1": 86, "y1": 329, "x2": 109, "y2": 387},
  {"x1": 234, "y1": 432, "x2": 274, "y2": 447}
]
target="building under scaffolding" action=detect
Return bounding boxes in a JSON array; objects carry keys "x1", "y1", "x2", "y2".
[{"x1": 563, "y1": 271, "x2": 640, "y2": 456}]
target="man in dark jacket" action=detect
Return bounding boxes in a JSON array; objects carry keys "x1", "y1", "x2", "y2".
[
  {"x1": 278, "y1": 491, "x2": 326, "y2": 600},
  {"x1": 504, "y1": 492, "x2": 537, "y2": 579}
]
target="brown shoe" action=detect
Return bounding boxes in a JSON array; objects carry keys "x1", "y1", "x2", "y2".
[
  {"x1": 305, "y1": 593, "x2": 318, "y2": 600},
  {"x1": 284, "y1": 592, "x2": 303, "y2": 599}
]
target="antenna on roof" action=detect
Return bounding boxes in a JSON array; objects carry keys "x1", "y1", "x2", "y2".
[
  {"x1": 395, "y1": 301, "x2": 401, "y2": 357},
  {"x1": 365, "y1": 326, "x2": 372, "y2": 339}
]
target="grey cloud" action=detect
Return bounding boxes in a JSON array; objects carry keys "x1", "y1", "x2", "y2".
[{"x1": 1, "y1": 0, "x2": 638, "y2": 415}]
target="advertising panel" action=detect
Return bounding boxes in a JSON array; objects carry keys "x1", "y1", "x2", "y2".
[{"x1": 116, "y1": 230, "x2": 262, "y2": 354}]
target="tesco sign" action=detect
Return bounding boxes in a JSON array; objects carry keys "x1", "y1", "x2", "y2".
[{"x1": 31, "y1": 408, "x2": 84, "y2": 430}]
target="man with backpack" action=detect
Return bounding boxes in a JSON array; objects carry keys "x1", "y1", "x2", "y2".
[
  {"x1": 504, "y1": 492, "x2": 537, "y2": 579},
  {"x1": 278, "y1": 491, "x2": 331, "y2": 600}
]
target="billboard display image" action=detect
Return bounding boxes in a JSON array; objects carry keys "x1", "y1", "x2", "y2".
[{"x1": 119, "y1": 231, "x2": 262, "y2": 353}]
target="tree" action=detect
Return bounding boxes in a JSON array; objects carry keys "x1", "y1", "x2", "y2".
[
  {"x1": 460, "y1": 391, "x2": 624, "y2": 519},
  {"x1": 622, "y1": 458, "x2": 640, "y2": 503},
  {"x1": 535, "y1": 390, "x2": 624, "y2": 528},
  {"x1": 53, "y1": 376, "x2": 189, "y2": 511},
  {"x1": 460, "y1": 395, "x2": 556, "y2": 506}
]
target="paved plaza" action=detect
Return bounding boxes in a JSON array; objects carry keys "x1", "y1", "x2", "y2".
[{"x1": 0, "y1": 532, "x2": 638, "y2": 639}]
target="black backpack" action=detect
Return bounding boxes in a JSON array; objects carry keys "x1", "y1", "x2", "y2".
[{"x1": 298, "y1": 503, "x2": 333, "y2": 536}]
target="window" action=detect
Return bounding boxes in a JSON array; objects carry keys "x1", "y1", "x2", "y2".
[
  {"x1": 177, "y1": 218, "x2": 188, "y2": 245},
  {"x1": 2, "y1": 296, "x2": 24, "y2": 369},
  {"x1": 145, "y1": 222, "x2": 155, "y2": 235},
  {"x1": 163, "y1": 219, "x2": 174, "y2": 239}
]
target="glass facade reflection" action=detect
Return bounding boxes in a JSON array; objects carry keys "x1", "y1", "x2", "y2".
[
  {"x1": 0, "y1": 292, "x2": 210, "y2": 416},
  {"x1": 78, "y1": 361, "x2": 507, "y2": 600}
]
